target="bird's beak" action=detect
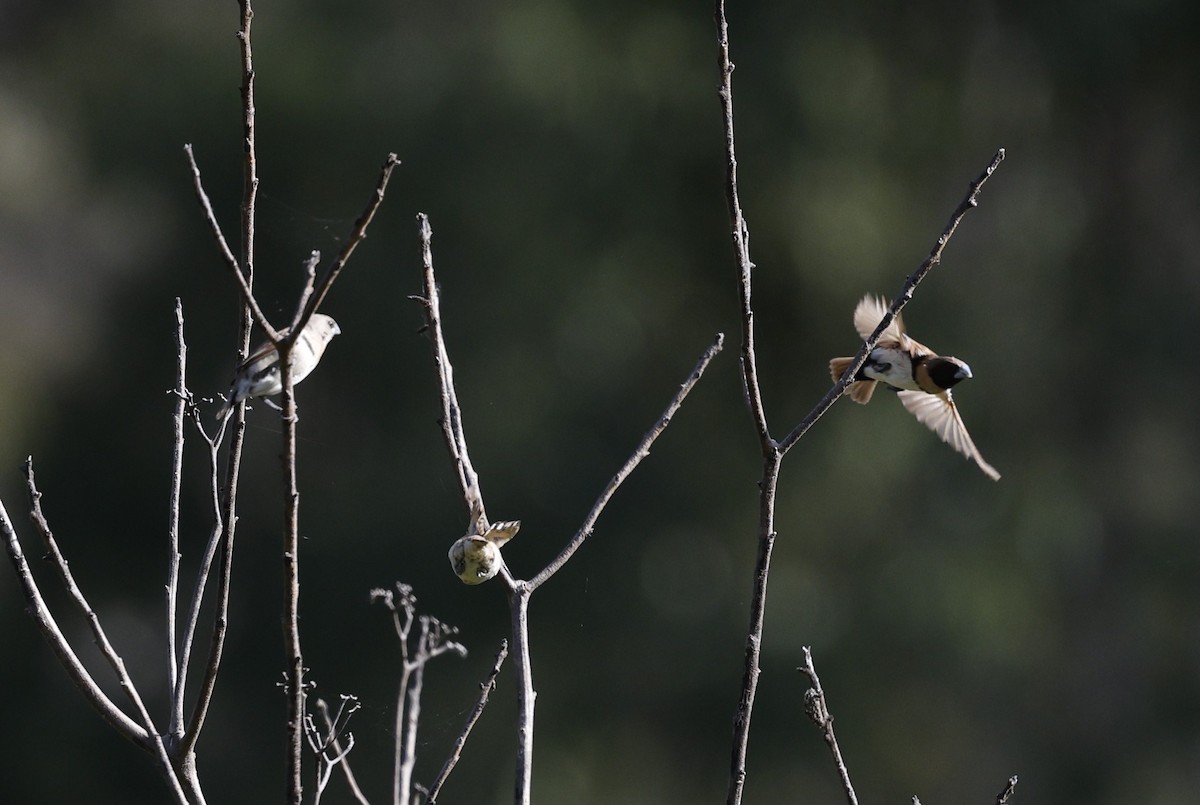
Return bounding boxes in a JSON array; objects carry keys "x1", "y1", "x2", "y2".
[{"x1": 955, "y1": 363, "x2": 973, "y2": 380}]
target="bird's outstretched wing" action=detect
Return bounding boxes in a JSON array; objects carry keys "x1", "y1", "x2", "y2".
[
  {"x1": 852, "y1": 295, "x2": 940, "y2": 357},
  {"x1": 853, "y1": 295, "x2": 905, "y2": 343},
  {"x1": 897, "y1": 390, "x2": 1001, "y2": 481}
]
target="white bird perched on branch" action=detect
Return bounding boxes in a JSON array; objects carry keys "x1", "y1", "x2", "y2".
[{"x1": 217, "y1": 313, "x2": 341, "y2": 418}]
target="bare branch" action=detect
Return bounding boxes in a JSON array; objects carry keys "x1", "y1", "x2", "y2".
[
  {"x1": 995, "y1": 775, "x2": 1019, "y2": 805},
  {"x1": 308, "y1": 695, "x2": 365, "y2": 805},
  {"x1": 315, "y1": 697, "x2": 372, "y2": 805},
  {"x1": 715, "y1": 0, "x2": 770, "y2": 450},
  {"x1": 178, "y1": 0, "x2": 262, "y2": 759},
  {"x1": 373, "y1": 585, "x2": 468, "y2": 805},
  {"x1": 415, "y1": 213, "x2": 722, "y2": 805},
  {"x1": 799, "y1": 647, "x2": 858, "y2": 805},
  {"x1": 725, "y1": 452, "x2": 780, "y2": 805},
  {"x1": 182, "y1": 143, "x2": 277, "y2": 341},
  {"x1": 166, "y1": 299, "x2": 187, "y2": 732},
  {"x1": 528, "y1": 333, "x2": 725, "y2": 591},
  {"x1": 0, "y1": 496, "x2": 147, "y2": 744},
  {"x1": 237, "y1": 0, "x2": 259, "y2": 325},
  {"x1": 509, "y1": 590, "x2": 534, "y2": 805},
  {"x1": 424, "y1": 640, "x2": 509, "y2": 804},
  {"x1": 714, "y1": 7, "x2": 784, "y2": 801},
  {"x1": 176, "y1": 417, "x2": 230, "y2": 754},
  {"x1": 413, "y1": 214, "x2": 491, "y2": 534},
  {"x1": 299, "y1": 153, "x2": 400, "y2": 330},
  {"x1": 279, "y1": 339, "x2": 306, "y2": 805},
  {"x1": 714, "y1": 8, "x2": 1005, "y2": 802},
  {"x1": 21, "y1": 460, "x2": 191, "y2": 802}
]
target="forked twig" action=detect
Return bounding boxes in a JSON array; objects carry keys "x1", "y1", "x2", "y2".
[
  {"x1": 714, "y1": 4, "x2": 1005, "y2": 804},
  {"x1": 413, "y1": 213, "x2": 723, "y2": 805},
  {"x1": 316, "y1": 697, "x2": 372, "y2": 805},
  {"x1": 373, "y1": 584, "x2": 468, "y2": 805}
]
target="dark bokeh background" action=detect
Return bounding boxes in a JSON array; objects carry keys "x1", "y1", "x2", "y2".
[{"x1": 2, "y1": 1, "x2": 1198, "y2": 802}]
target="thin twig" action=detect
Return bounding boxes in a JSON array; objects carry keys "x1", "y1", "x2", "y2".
[
  {"x1": 800, "y1": 647, "x2": 858, "y2": 805},
  {"x1": 413, "y1": 214, "x2": 490, "y2": 534},
  {"x1": 182, "y1": 142, "x2": 277, "y2": 341},
  {"x1": 299, "y1": 152, "x2": 400, "y2": 330},
  {"x1": 307, "y1": 695, "x2": 365, "y2": 805},
  {"x1": 528, "y1": 333, "x2": 725, "y2": 591},
  {"x1": 176, "y1": 419, "x2": 229, "y2": 753},
  {"x1": 388, "y1": 589, "x2": 417, "y2": 805},
  {"x1": 424, "y1": 640, "x2": 509, "y2": 804},
  {"x1": 0, "y1": 496, "x2": 147, "y2": 744},
  {"x1": 316, "y1": 698, "x2": 372, "y2": 805},
  {"x1": 995, "y1": 775, "x2": 1019, "y2": 805},
  {"x1": 166, "y1": 299, "x2": 187, "y2": 732},
  {"x1": 715, "y1": 0, "x2": 770, "y2": 451},
  {"x1": 237, "y1": 0, "x2": 259, "y2": 325},
  {"x1": 279, "y1": 340, "x2": 305, "y2": 805}
]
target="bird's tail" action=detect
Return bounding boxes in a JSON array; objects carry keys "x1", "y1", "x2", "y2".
[{"x1": 830, "y1": 357, "x2": 878, "y2": 404}]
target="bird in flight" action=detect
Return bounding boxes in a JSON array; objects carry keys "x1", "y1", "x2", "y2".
[{"x1": 829, "y1": 295, "x2": 1000, "y2": 481}]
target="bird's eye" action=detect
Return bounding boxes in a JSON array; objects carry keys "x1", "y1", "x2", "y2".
[{"x1": 876, "y1": 362, "x2": 891, "y2": 372}]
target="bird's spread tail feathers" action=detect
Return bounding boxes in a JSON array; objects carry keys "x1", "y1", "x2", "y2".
[{"x1": 830, "y1": 357, "x2": 877, "y2": 404}]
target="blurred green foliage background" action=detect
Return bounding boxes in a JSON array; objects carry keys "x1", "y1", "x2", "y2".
[{"x1": 2, "y1": 0, "x2": 1198, "y2": 802}]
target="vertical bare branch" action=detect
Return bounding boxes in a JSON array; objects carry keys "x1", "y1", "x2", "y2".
[
  {"x1": 800, "y1": 647, "x2": 858, "y2": 805},
  {"x1": 714, "y1": 5, "x2": 783, "y2": 801},
  {"x1": 175, "y1": 429, "x2": 228, "y2": 752},
  {"x1": 237, "y1": 0, "x2": 258, "y2": 311},
  {"x1": 278, "y1": 342, "x2": 306, "y2": 805},
  {"x1": 715, "y1": 0, "x2": 770, "y2": 450},
  {"x1": 387, "y1": 590, "x2": 416, "y2": 805},
  {"x1": 414, "y1": 214, "x2": 491, "y2": 532},
  {"x1": 725, "y1": 452, "x2": 780, "y2": 805},
  {"x1": 166, "y1": 299, "x2": 187, "y2": 733},
  {"x1": 510, "y1": 590, "x2": 534, "y2": 805},
  {"x1": 715, "y1": 5, "x2": 1005, "y2": 803}
]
